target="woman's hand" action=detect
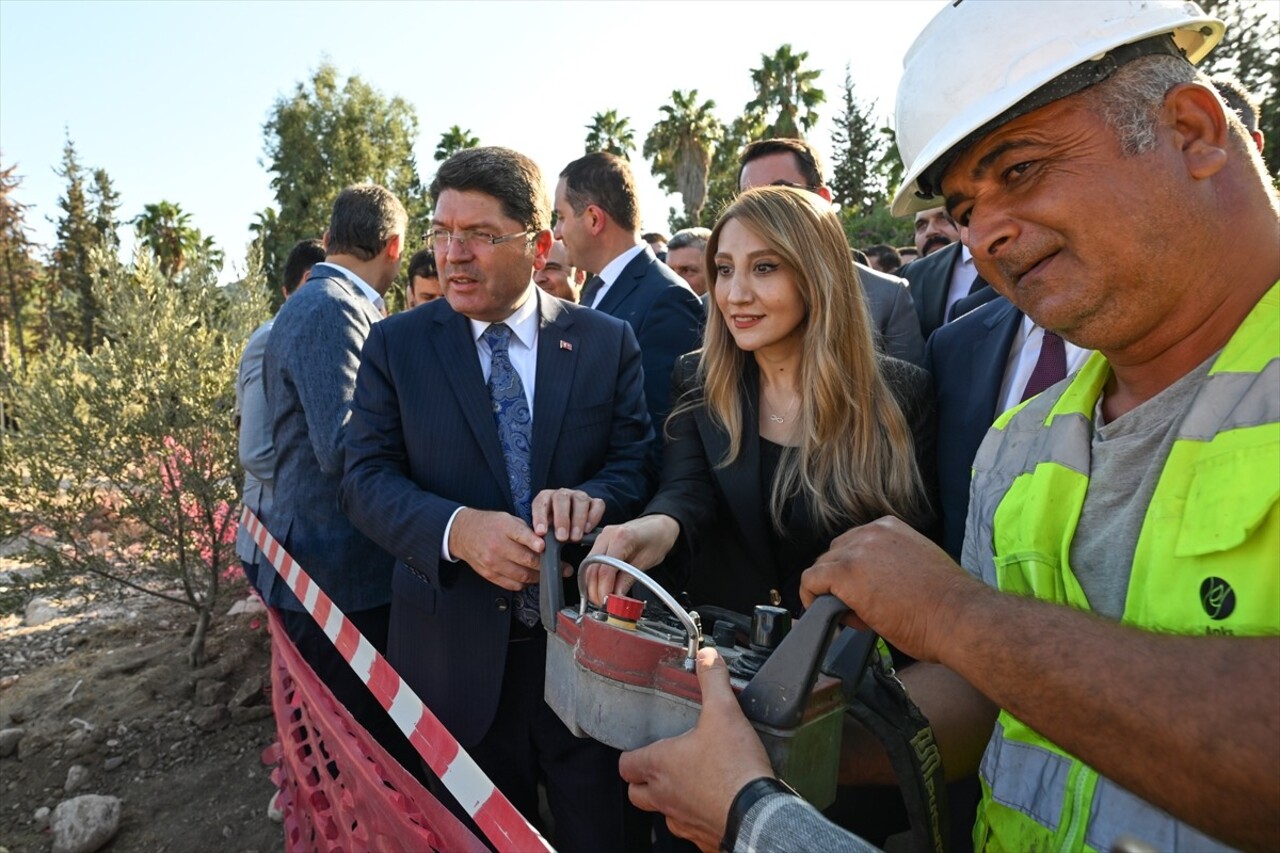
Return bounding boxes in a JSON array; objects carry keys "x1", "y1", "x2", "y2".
[{"x1": 582, "y1": 515, "x2": 681, "y2": 605}]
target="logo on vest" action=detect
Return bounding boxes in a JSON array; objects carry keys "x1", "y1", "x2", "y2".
[{"x1": 1200, "y1": 577, "x2": 1236, "y2": 621}]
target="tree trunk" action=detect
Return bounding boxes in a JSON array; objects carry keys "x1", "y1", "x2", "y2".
[{"x1": 187, "y1": 604, "x2": 212, "y2": 668}]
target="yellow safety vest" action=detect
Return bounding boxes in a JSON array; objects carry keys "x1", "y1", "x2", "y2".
[{"x1": 962, "y1": 283, "x2": 1280, "y2": 852}]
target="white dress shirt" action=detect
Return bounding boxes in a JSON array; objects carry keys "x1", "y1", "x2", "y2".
[
  {"x1": 944, "y1": 244, "x2": 980, "y2": 321},
  {"x1": 997, "y1": 314, "x2": 1093, "y2": 413},
  {"x1": 314, "y1": 261, "x2": 384, "y2": 312},
  {"x1": 584, "y1": 244, "x2": 647, "y2": 308},
  {"x1": 442, "y1": 286, "x2": 541, "y2": 560}
]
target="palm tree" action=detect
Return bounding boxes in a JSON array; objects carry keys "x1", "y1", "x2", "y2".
[
  {"x1": 434, "y1": 125, "x2": 480, "y2": 162},
  {"x1": 643, "y1": 90, "x2": 724, "y2": 226},
  {"x1": 584, "y1": 109, "x2": 636, "y2": 159},
  {"x1": 747, "y1": 44, "x2": 826, "y2": 139},
  {"x1": 132, "y1": 201, "x2": 205, "y2": 279}
]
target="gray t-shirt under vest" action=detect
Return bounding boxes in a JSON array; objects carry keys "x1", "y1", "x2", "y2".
[{"x1": 1069, "y1": 354, "x2": 1217, "y2": 619}]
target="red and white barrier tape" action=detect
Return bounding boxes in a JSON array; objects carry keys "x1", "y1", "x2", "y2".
[{"x1": 240, "y1": 506, "x2": 554, "y2": 853}]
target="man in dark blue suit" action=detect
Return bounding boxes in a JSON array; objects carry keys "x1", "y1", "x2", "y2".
[
  {"x1": 926, "y1": 296, "x2": 1091, "y2": 558},
  {"x1": 340, "y1": 147, "x2": 652, "y2": 852},
  {"x1": 924, "y1": 296, "x2": 1022, "y2": 559},
  {"x1": 553, "y1": 152, "x2": 704, "y2": 432}
]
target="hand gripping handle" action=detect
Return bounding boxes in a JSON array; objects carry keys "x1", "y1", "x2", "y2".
[
  {"x1": 737, "y1": 594, "x2": 865, "y2": 729},
  {"x1": 538, "y1": 531, "x2": 702, "y2": 663}
]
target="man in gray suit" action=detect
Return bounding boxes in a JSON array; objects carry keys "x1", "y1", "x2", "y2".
[
  {"x1": 234, "y1": 238, "x2": 325, "y2": 590},
  {"x1": 738, "y1": 138, "x2": 925, "y2": 366},
  {"x1": 261, "y1": 185, "x2": 409, "y2": 763}
]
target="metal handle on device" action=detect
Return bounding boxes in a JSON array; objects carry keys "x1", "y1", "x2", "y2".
[{"x1": 576, "y1": 555, "x2": 703, "y2": 664}]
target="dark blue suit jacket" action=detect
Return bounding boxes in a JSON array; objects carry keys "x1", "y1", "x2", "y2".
[
  {"x1": 924, "y1": 296, "x2": 1022, "y2": 559},
  {"x1": 339, "y1": 289, "x2": 653, "y2": 747},
  {"x1": 594, "y1": 247, "x2": 704, "y2": 430}
]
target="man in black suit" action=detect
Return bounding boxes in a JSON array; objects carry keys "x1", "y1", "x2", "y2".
[
  {"x1": 340, "y1": 147, "x2": 652, "y2": 852},
  {"x1": 553, "y1": 152, "x2": 704, "y2": 431},
  {"x1": 901, "y1": 207, "x2": 1005, "y2": 339},
  {"x1": 737, "y1": 138, "x2": 925, "y2": 365}
]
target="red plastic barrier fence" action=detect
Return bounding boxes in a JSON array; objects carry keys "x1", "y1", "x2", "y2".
[
  {"x1": 261, "y1": 602, "x2": 487, "y2": 852},
  {"x1": 242, "y1": 507, "x2": 554, "y2": 852}
]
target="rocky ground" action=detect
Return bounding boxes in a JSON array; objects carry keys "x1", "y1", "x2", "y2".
[{"x1": 0, "y1": 545, "x2": 282, "y2": 853}]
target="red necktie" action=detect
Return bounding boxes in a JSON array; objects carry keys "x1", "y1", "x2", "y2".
[{"x1": 1021, "y1": 330, "x2": 1067, "y2": 401}]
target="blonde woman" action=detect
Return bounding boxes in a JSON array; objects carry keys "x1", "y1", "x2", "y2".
[{"x1": 585, "y1": 186, "x2": 936, "y2": 616}]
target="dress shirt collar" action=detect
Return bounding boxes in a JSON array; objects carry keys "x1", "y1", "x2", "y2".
[
  {"x1": 468, "y1": 284, "x2": 540, "y2": 349},
  {"x1": 596, "y1": 244, "x2": 647, "y2": 288},
  {"x1": 314, "y1": 261, "x2": 382, "y2": 306}
]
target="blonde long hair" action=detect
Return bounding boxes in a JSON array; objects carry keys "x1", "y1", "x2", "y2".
[{"x1": 688, "y1": 186, "x2": 926, "y2": 533}]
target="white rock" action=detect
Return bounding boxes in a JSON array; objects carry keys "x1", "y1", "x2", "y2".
[
  {"x1": 63, "y1": 764, "x2": 89, "y2": 794},
  {"x1": 33, "y1": 805, "x2": 50, "y2": 827},
  {"x1": 226, "y1": 596, "x2": 266, "y2": 616},
  {"x1": 23, "y1": 597, "x2": 59, "y2": 627},
  {"x1": 50, "y1": 795, "x2": 121, "y2": 853},
  {"x1": 0, "y1": 727, "x2": 23, "y2": 758}
]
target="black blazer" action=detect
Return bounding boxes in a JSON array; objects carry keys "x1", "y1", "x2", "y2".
[
  {"x1": 339, "y1": 289, "x2": 653, "y2": 747},
  {"x1": 644, "y1": 353, "x2": 938, "y2": 616},
  {"x1": 924, "y1": 295, "x2": 1022, "y2": 559},
  {"x1": 902, "y1": 241, "x2": 962, "y2": 339}
]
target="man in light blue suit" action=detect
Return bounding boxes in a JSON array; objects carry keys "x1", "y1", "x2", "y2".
[
  {"x1": 261, "y1": 185, "x2": 410, "y2": 766},
  {"x1": 234, "y1": 238, "x2": 324, "y2": 590}
]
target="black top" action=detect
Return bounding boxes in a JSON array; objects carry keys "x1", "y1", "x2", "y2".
[{"x1": 644, "y1": 352, "x2": 939, "y2": 619}]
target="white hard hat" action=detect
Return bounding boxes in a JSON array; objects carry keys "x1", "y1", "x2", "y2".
[{"x1": 891, "y1": 0, "x2": 1224, "y2": 216}]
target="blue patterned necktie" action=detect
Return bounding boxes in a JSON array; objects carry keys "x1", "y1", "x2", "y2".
[{"x1": 482, "y1": 323, "x2": 539, "y2": 626}]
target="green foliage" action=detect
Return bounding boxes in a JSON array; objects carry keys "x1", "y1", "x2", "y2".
[
  {"x1": 259, "y1": 61, "x2": 428, "y2": 310},
  {"x1": 0, "y1": 160, "x2": 44, "y2": 372},
  {"x1": 132, "y1": 200, "x2": 222, "y2": 280},
  {"x1": 644, "y1": 90, "x2": 724, "y2": 229},
  {"x1": 49, "y1": 137, "x2": 120, "y2": 354},
  {"x1": 702, "y1": 110, "x2": 767, "y2": 230},
  {"x1": 840, "y1": 204, "x2": 914, "y2": 254},
  {"x1": 0, "y1": 246, "x2": 270, "y2": 666},
  {"x1": 434, "y1": 125, "x2": 480, "y2": 162},
  {"x1": 830, "y1": 66, "x2": 888, "y2": 217},
  {"x1": 585, "y1": 110, "x2": 636, "y2": 159},
  {"x1": 747, "y1": 44, "x2": 825, "y2": 139},
  {"x1": 1199, "y1": 0, "x2": 1280, "y2": 176}
]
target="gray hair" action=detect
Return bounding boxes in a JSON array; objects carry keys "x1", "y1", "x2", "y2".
[
  {"x1": 1079, "y1": 54, "x2": 1204, "y2": 156},
  {"x1": 326, "y1": 184, "x2": 407, "y2": 261},
  {"x1": 669, "y1": 227, "x2": 712, "y2": 252}
]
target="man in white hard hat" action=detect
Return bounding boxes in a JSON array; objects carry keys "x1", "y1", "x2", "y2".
[{"x1": 615, "y1": 2, "x2": 1279, "y2": 851}]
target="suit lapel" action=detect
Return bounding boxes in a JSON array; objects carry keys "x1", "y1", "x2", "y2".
[
  {"x1": 927, "y1": 243, "x2": 961, "y2": 331},
  {"x1": 531, "y1": 292, "x2": 577, "y2": 492},
  {"x1": 593, "y1": 248, "x2": 651, "y2": 315},
  {"x1": 703, "y1": 363, "x2": 773, "y2": 571},
  {"x1": 432, "y1": 310, "x2": 513, "y2": 504},
  {"x1": 970, "y1": 298, "x2": 1022, "y2": 422}
]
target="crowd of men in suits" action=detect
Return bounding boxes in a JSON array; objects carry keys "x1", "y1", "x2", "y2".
[{"x1": 230, "y1": 62, "x2": 1270, "y2": 850}]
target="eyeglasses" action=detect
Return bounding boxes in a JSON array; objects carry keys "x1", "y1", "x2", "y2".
[{"x1": 426, "y1": 228, "x2": 533, "y2": 253}]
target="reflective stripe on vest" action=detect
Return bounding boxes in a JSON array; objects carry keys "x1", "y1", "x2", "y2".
[{"x1": 966, "y1": 283, "x2": 1279, "y2": 851}]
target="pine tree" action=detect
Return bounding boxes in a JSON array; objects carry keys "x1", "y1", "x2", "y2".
[
  {"x1": 50, "y1": 137, "x2": 102, "y2": 352},
  {"x1": 829, "y1": 66, "x2": 887, "y2": 216},
  {"x1": 0, "y1": 160, "x2": 42, "y2": 370}
]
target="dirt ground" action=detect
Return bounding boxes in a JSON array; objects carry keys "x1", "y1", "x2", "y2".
[{"x1": 0, "y1": 549, "x2": 282, "y2": 853}]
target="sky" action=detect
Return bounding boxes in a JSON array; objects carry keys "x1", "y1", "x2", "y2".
[{"x1": 0, "y1": 0, "x2": 949, "y2": 284}]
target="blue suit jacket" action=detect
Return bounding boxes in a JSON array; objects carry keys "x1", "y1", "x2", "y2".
[
  {"x1": 924, "y1": 295, "x2": 1022, "y2": 559},
  {"x1": 593, "y1": 247, "x2": 704, "y2": 430},
  {"x1": 260, "y1": 264, "x2": 394, "y2": 612},
  {"x1": 339, "y1": 289, "x2": 653, "y2": 747}
]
